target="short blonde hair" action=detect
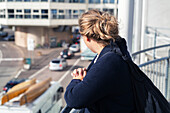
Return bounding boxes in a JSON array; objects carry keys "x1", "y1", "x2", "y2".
[{"x1": 79, "y1": 9, "x2": 119, "y2": 46}]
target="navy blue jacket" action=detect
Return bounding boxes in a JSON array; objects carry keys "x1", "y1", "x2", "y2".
[{"x1": 64, "y1": 39, "x2": 135, "y2": 113}]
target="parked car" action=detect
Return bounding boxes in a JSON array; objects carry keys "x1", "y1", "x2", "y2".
[
  {"x1": 3, "y1": 78, "x2": 26, "y2": 93},
  {"x1": 49, "y1": 58, "x2": 67, "y2": 71},
  {"x1": 0, "y1": 31, "x2": 8, "y2": 38},
  {"x1": 69, "y1": 44, "x2": 80, "y2": 52},
  {"x1": 60, "y1": 49, "x2": 74, "y2": 59},
  {"x1": 3, "y1": 35, "x2": 15, "y2": 41}
]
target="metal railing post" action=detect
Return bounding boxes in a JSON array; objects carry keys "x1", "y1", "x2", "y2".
[{"x1": 166, "y1": 50, "x2": 170, "y2": 101}]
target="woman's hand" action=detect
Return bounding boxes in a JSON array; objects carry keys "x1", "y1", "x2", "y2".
[{"x1": 71, "y1": 68, "x2": 87, "y2": 81}]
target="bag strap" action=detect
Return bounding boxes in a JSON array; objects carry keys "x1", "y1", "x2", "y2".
[{"x1": 110, "y1": 40, "x2": 145, "y2": 82}]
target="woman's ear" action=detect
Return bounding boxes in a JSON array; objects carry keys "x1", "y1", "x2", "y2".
[{"x1": 86, "y1": 37, "x2": 90, "y2": 42}]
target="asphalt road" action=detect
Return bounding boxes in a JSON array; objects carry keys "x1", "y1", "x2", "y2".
[
  {"x1": 0, "y1": 41, "x2": 23, "y2": 91},
  {"x1": 23, "y1": 52, "x2": 91, "y2": 106}
]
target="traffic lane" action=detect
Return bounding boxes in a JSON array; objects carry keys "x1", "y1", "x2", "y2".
[
  {"x1": 0, "y1": 42, "x2": 23, "y2": 91},
  {"x1": 33, "y1": 53, "x2": 90, "y2": 82}
]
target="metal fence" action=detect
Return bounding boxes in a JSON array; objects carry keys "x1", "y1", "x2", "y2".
[
  {"x1": 132, "y1": 44, "x2": 170, "y2": 101},
  {"x1": 139, "y1": 56, "x2": 170, "y2": 100}
]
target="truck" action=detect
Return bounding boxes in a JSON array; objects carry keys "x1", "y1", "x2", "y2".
[{"x1": 0, "y1": 79, "x2": 63, "y2": 113}]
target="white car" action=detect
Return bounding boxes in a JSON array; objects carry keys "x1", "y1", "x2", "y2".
[
  {"x1": 49, "y1": 58, "x2": 67, "y2": 71},
  {"x1": 69, "y1": 44, "x2": 80, "y2": 52}
]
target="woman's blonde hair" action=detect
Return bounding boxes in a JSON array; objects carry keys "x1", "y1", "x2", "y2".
[{"x1": 79, "y1": 9, "x2": 119, "y2": 46}]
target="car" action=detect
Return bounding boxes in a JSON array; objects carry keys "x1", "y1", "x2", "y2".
[
  {"x1": 0, "y1": 31, "x2": 8, "y2": 38},
  {"x1": 3, "y1": 78, "x2": 26, "y2": 93},
  {"x1": 60, "y1": 49, "x2": 74, "y2": 59},
  {"x1": 3, "y1": 35, "x2": 15, "y2": 41},
  {"x1": 69, "y1": 44, "x2": 80, "y2": 52},
  {"x1": 49, "y1": 58, "x2": 67, "y2": 71}
]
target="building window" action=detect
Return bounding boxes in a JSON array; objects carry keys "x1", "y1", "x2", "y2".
[
  {"x1": 24, "y1": 15, "x2": 31, "y2": 18},
  {"x1": 24, "y1": 9, "x2": 31, "y2": 13},
  {"x1": 8, "y1": 15, "x2": 14, "y2": 18},
  {"x1": 73, "y1": 0, "x2": 78, "y2": 3},
  {"x1": 24, "y1": 0, "x2": 30, "y2": 2},
  {"x1": 103, "y1": 0, "x2": 114, "y2": 3},
  {"x1": 16, "y1": 9, "x2": 22, "y2": 13},
  {"x1": 16, "y1": 0, "x2": 22, "y2": 1},
  {"x1": 33, "y1": 10, "x2": 39, "y2": 13},
  {"x1": 41, "y1": 9, "x2": 48, "y2": 14},
  {"x1": 110, "y1": 0, "x2": 114, "y2": 3},
  {"x1": 58, "y1": 0, "x2": 64, "y2": 2},
  {"x1": 41, "y1": 15, "x2": 48, "y2": 19},
  {"x1": 41, "y1": 0, "x2": 48, "y2": 2},
  {"x1": 59, "y1": 10, "x2": 64, "y2": 13},
  {"x1": 51, "y1": 9, "x2": 57, "y2": 19},
  {"x1": 7, "y1": 0, "x2": 14, "y2": 2},
  {"x1": 79, "y1": 10, "x2": 85, "y2": 15},
  {"x1": 32, "y1": 0, "x2": 39, "y2": 1},
  {"x1": 89, "y1": 0, "x2": 100, "y2": 3},
  {"x1": 103, "y1": 8, "x2": 114, "y2": 15},
  {"x1": 16, "y1": 15, "x2": 23, "y2": 19},
  {"x1": 33, "y1": 15, "x2": 39, "y2": 19},
  {"x1": 58, "y1": 15, "x2": 64, "y2": 19},
  {"x1": 8, "y1": 9, "x2": 14, "y2": 13},
  {"x1": 80, "y1": 0, "x2": 84, "y2": 3}
]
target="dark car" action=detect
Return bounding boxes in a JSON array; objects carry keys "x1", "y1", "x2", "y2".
[
  {"x1": 3, "y1": 35, "x2": 15, "y2": 41},
  {"x1": 60, "y1": 49, "x2": 74, "y2": 59},
  {"x1": 3, "y1": 78, "x2": 26, "y2": 92},
  {"x1": 0, "y1": 31, "x2": 8, "y2": 38}
]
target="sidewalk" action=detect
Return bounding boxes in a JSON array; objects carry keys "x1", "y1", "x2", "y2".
[{"x1": 17, "y1": 46, "x2": 64, "y2": 79}]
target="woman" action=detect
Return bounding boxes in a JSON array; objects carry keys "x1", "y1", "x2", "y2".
[{"x1": 64, "y1": 10, "x2": 135, "y2": 113}]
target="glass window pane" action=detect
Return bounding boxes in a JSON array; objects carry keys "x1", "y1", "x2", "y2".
[
  {"x1": 41, "y1": 9, "x2": 48, "y2": 13},
  {"x1": 8, "y1": 15, "x2": 14, "y2": 18},
  {"x1": 95, "y1": 0, "x2": 100, "y2": 3},
  {"x1": 33, "y1": 15, "x2": 39, "y2": 19},
  {"x1": 51, "y1": 9, "x2": 57, "y2": 14},
  {"x1": 8, "y1": 9, "x2": 14, "y2": 13},
  {"x1": 16, "y1": 0, "x2": 22, "y2": 1},
  {"x1": 41, "y1": 15, "x2": 48, "y2": 19},
  {"x1": 16, "y1": 15, "x2": 23, "y2": 19},
  {"x1": 103, "y1": 0, "x2": 107, "y2": 3},
  {"x1": 33, "y1": 10, "x2": 39, "y2": 13},
  {"x1": 41, "y1": 0, "x2": 48, "y2": 1},
  {"x1": 80, "y1": 0, "x2": 84, "y2": 3},
  {"x1": 24, "y1": 15, "x2": 31, "y2": 18},
  {"x1": 24, "y1": 0, "x2": 30, "y2": 2},
  {"x1": 59, "y1": 15, "x2": 64, "y2": 19},
  {"x1": 110, "y1": 0, "x2": 114, "y2": 3},
  {"x1": 58, "y1": 0, "x2": 64, "y2": 2},
  {"x1": 16, "y1": 10, "x2": 22, "y2": 12},
  {"x1": 24, "y1": 9, "x2": 31, "y2": 13},
  {"x1": 32, "y1": 0, "x2": 39, "y2": 1},
  {"x1": 59, "y1": 10, "x2": 64, "y2": 13},
  {"x1": 73, "y1": 10, "x2": 78, "y2": 14}
]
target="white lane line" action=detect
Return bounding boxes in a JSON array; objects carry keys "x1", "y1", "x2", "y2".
[
  {"x1": 0, "y1": 50, "x2": 3, "y2": 64},
  {"x1": 15, "y1": 69, "x2": 25, "y2": 78},
  {"x1": 58, "y1": 58, "x2": 80, "y2": 83},
  {"x1": 0, "y1": 58, "x2": 24, "y2": 61},
  {"x1": 29, "y1": 65, "x2": 49, "y2": 79}
]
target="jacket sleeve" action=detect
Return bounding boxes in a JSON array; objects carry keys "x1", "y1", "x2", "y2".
[{"x1": 64, "y1": 52, "x2": 123, "y2": 109}]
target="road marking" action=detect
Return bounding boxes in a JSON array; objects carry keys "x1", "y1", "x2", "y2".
[
  {"x1": 15, "y1": 69, "x2": 24, "y2": 78},
  {"x1": 58, "y1": 58, "x2": 80, "y2": 83},
  {"x1": 0, "y1": 58, "x2": 24, "y2": 61},
  {"x1": 29, "y1": 65, "x2": 49, "y2": 79},
  {"x1": 0, "y1": 50, "x2": 3, "y2": 64},
  {"x1": 2, "y1": 44, "x2": 6, "y2": 47}
]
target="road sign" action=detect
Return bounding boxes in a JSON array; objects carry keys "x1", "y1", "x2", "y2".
[{"x1": 27, "y1": 38, "x2": 34, "y2": 51}]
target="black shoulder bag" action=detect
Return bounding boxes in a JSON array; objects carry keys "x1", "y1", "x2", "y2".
[{"x1": 112, "y1": 39, "x2": 170, "y2": 113}]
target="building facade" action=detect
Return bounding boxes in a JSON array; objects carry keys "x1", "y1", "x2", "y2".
[{"x1": 0, "y1": 0, "x2": 118, "y2": 48}]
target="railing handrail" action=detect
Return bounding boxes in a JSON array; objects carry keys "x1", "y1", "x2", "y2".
[
  {"x1": 132, "y1": 44, "x2": 170, "y2": 57},
  {"x1": 139, "y1": 56, "x2": 169, "y2": 67}
]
